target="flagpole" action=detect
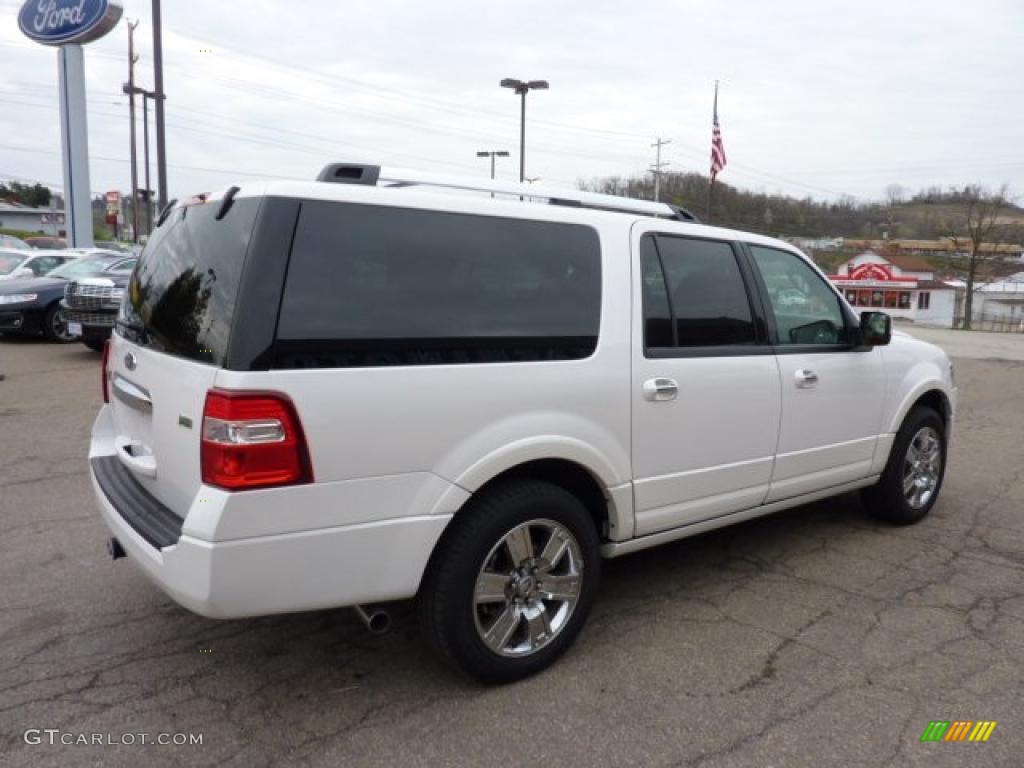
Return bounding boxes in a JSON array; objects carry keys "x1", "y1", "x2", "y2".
[{"x1": 706, "y1": 80, "x2": 718, "y2": 222}]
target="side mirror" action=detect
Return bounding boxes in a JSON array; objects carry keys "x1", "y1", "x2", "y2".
[
  {"x1": 860, "y1": 311, "x2": 892, "y2": 346},
  {"x1": 11, "y1": 267, "x2": 34, "y2": 279}
]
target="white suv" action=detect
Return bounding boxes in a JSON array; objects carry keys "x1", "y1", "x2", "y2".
[{"x1": 90, "y1": 165, "x2": 956, "y2": 683}]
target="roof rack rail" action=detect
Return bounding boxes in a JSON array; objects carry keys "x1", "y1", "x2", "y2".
[{"x1": 315, "y1": 163, "x2": 700, "y2": 223}]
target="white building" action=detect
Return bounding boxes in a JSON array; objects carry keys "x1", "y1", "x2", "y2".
[
  {"x1": 827, "y1": 250, "x2": 957, "y2": 327},
  {"x1": 946, "y1": 272, "x2": 1024, "y2": 330},
  {"x1": 0, "y1": 202, "x2": 65, "y2": 235}
]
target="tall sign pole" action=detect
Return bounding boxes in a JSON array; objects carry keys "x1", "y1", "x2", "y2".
[
  {"x1": 125, "y1": 19, "x2": 139, "y2": 243},
  {"x1": 18, "y1": 0, "x2": 124, "y2": 248},
  {"x1": 56, "y1": 44, "x2": 93, "y2": 246},
  {"x1": 152, "y1": 0, "x2": 168, "y2": 210}
]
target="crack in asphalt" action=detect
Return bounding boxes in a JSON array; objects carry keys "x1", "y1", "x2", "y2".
[{"x1": 1, "y1": 347, "x2": 1022, "y2": 768}]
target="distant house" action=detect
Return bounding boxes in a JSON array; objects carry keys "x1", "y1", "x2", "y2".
[
  {"x1": 828, "y1": 250, "x2": 956, "y2": 327},
  {"x1": 944, "y1": 272, "x2": 1024, "y2": 330},
  {"x1": 842, "y1": 238, "x2": 1024, "y2": 261},
  {"x1": 0, "y1": 202, "x2": 65, "y2": 235}
]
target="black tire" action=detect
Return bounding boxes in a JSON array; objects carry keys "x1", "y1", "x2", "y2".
[
  {"x1": 41, "y1": 303, "x2": 74, "y2": 343},
  {"x1": 418, "y1": 479, "x2": 601, "y2": 684},
  {"x1": 862, "y1": 405, "x2": 946, "y2": 525},
  {"x1": 82, "y1": 338, "x2": 106, "y2": 352}
]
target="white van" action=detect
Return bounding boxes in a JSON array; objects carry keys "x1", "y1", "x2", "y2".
[{"x1": 90, "y1": 165, "x2": 956, "y2": 683}]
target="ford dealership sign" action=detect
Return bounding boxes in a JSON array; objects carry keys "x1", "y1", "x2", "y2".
[{"x1": 18, "y1": 0, "x2": 123, "y2": 46}]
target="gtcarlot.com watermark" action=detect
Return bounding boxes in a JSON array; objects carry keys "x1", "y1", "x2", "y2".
[{"x1": 24, "y1": 729, "x2": 203, "y2": 746}]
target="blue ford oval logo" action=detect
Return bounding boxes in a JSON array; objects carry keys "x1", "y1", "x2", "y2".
[{"x1": 18, "y1": 0, "x2": 124, "y2": 47}]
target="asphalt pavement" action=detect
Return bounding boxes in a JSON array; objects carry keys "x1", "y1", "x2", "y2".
[{"x1": 1, "y1": 332, "x2": 1022, "y2": 767}]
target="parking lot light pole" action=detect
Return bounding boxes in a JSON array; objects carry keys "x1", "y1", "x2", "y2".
[
  {"x1": 477, "y1": 150, "x2": 512, "y2": 198},
  {"x1": 500, "y1": 79, "x2": 548, "y2": 183},
  {"x1": 475, "y1": 150, "x2": 510, "y2": 180}
]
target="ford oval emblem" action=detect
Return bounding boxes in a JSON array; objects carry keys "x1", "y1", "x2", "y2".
[
  {"x1": 124, "y1": 352, "x2": 137, "y2": 371},
  {"x1": 18, "y1": 0, "x2": 124, "y2": 47}
]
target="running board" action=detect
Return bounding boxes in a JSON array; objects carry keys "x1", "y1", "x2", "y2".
[{"x1": 601, "y1": 476, "x2": 879, "y2": 558}]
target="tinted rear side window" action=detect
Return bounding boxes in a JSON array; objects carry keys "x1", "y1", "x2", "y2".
[
  {"x1": 274, "y1": 202, "x2": 601, "y2": 368},
  {"x1": 648, "y1": 235, "x2": 756, "y2": 348},
  {"x1": 123, "y1": 198, "x2": 260, "y2": 365}
]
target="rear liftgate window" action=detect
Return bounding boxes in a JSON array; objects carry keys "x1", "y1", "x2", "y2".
[
  {"x1": 122, "y1": 198, "x2": 260, "y2": 365},
  {"x1": 273, "y1": 202, "x2": 602, "y2": 368}
]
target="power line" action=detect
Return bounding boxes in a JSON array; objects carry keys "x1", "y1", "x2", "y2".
[
  {"x1": 0, "y1": 142, "x2": 303, "y2": 181},
  {"x1": 9, "y1": 54, "x2": 1010, "y2": 202},
  {"x1": 0, "y1": 92, "x2": 511, "y2": 179},
  {"x1": 159, "y1": 27, "x2": 657, "y2": 143},
  {"x1": 0, "y1": 169, "x2": 64, "y2": 190},
  {"x1": 0, "y1": 88, "x2": 590, "y2": 184},
  {"x1": 4, "y1": 35, "x2": 1016, "y2": 199}
]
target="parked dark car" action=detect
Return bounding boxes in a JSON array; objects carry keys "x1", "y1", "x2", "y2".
[
  {"x1": 0, "y1": 254, "x2": 136, "y2": 343},
  {"x1": 25, "y1": 236, "x2": 67, "y2": 249},
  {"x1": 62, "y1": 258, "x2": 138, "y2": 350}
]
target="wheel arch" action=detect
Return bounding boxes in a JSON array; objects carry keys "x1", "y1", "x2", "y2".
[
  {"x1": 888, "y1": 381, "x2": 953, "y2": 435},
  {"x1": 445, "y1": 436, "x2": 631, "y2": 540},
  {"x1": 434, "y1": 451, "x2": 630, "y2": 553},
  {"x1": 910, "y1": 389, "x2": 951, "y2": 427},
  {"x1": 471, "y1": 458, "x2": 616, "y2": 540}
]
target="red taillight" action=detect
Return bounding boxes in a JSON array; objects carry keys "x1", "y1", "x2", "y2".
[
  {"x1": 101, "y1": 340, "x2": 111, "y2": 403},
  {"x1": 200, "y1": 389, "x2": 313, "y2": 491}
]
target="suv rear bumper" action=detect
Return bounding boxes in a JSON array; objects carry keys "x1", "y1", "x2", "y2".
[{"x1": 89, "y1": 412, "x2": 452, "y2": 619}]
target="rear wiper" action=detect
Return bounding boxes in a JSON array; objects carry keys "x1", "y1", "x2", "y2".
[{"x1": 155, "y1": 199, "x2": 178, "y2": 228}]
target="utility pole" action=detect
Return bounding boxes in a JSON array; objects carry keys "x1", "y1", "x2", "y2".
[
  {"x1": 125, "y1": 20, "x2": 140, "y2": 243},
  {"x1": 649, "y1": 137, "x2": 671, "y2": 202},
  {"x1": 152, "y1": 0, "x2": 168, "y2": 210},
  {"x1": 142, "y1": 92, "x2": 153, "y2": 235}
]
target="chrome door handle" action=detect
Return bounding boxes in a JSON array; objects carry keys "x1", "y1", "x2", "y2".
[
  {"x1": 642, "y1": 377, "x2": 678, "y2": 401},
  {"x1": 112, "y1": 374, "x2": 153, "y2": 412},
  {"x1": 795, "y1": 369, "x2": 819, "y2": 388}
]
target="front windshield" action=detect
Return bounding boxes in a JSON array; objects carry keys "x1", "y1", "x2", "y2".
[
  {"x1": 48, "y1": 257, "x2": 121, "y2": 279},
  {"x1": 0, "y1": 254, "x2": 24, "y2": 275}
]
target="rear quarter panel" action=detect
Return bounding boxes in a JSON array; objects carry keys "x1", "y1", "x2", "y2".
[{"x1": 212, "y1": 216, "x2": 633, "y2": 540}]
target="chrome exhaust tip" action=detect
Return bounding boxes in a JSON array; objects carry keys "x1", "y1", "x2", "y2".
[{"x1": 353, "y1": 604, "x2": 391, "y2": 634}]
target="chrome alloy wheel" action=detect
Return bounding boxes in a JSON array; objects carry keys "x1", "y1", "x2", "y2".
[
  {"x1": 473, "y1": 519, "x2": 583, "y2": 658},
  {"x1": 51, "y1": 309, "x2": 75, "y2": 342},
  {"x1": 903, "y1": 426, "x2": 942, "y2": 509}
]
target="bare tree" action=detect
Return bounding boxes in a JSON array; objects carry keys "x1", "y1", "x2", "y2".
[
  {"x1": 945, "y1": 185, "x2": 1019, "y2": 329},
  {"x1": 885, "y1": 183, "x2": 906, "y2": 206}
]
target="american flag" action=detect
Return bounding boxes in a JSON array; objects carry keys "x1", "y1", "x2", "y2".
[{"x1": 710, "y1": 102, "x2": 726, "y2": 181}]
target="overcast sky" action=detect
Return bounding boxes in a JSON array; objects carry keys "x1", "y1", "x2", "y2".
[{"x1": 0, "y1": 0, "x2": 1021, "y2": 204}]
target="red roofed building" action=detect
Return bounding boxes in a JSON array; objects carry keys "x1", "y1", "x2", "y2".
[{"x1": 828, "y1": 250, "x2": 956, "y2": 327}]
